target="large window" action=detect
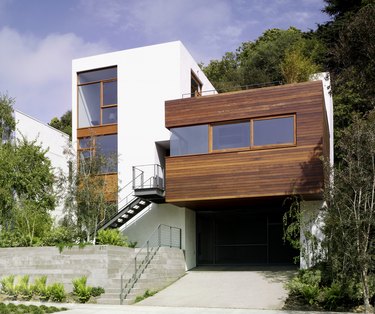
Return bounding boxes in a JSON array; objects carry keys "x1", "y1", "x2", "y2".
[
  {"x1": 253, "y1": 116, "x2": 295, "y2": 147},
  {"x1": 78, "y1": 134, "x2": 117, "y2": 173},
  {"x1": 170, "y1": 125, "x2": 208, "y2": 156},
  {"x1": 212, "y1": 122, "x2": 250, "y2": 151},
  {"x1": 78, "y1": 67, "x2": 117, "y2": 128},
  {"x1": 170, "y1": 115, "x2": 295, "y2": 157}
]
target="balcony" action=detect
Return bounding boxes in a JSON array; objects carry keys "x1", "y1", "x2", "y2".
[{"x1": 132, "y1": 164, "x2": 165, "y2": 203}]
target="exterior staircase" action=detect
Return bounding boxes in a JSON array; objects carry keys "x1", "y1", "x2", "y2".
[
  {"x1": 97, "y1": 164, "x2": 165, "y2": 231},
  {"x1": 97, "y1": 225, "x2": 185, "y2": 305}
]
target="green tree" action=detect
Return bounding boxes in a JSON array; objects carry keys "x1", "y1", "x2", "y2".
[
  {"x1": 49, "y1": 110, "x2": 72, "y2": 139},
  {"x1": 323, "y1": 111, "x2": 375, "y2": 312},
  {"x1": 281, "y1": 44, "x2": 320, "y2": 83},
  {"x1": 0, "y1": 94, "x2": 16, "y2": 143},
  {"x1": 202, "y1": 27, "x2": 324, "y2": 91},
  {"x1": 62, "y1": 141, "x2": 117, "y2": 242}
]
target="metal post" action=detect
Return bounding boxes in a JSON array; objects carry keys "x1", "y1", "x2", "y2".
[
  {"x1": 134, "y1": 256, "x2": 137, "y2": 274},
  {"x1": 147, "y1": 240, "x2": 149, "y2": 257},
  {"x1": 158, "y1": 225, "x2": 161, "y2": 247},
  {"x1": 132, "y1": 166, "x2": 135, "y2": 189},
  {"x1": 170, "y1": 226, "x2": 172, "y2": 248},
  {"x1": 120, "y1": 275, "x2": 123, "y2": 305},
  {"x1": 179, "y1": 228, "x2": 182, "y2": 249}
]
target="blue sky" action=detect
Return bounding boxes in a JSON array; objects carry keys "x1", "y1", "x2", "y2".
[{"x1": 0, "y1": 0, "x2": 330, "y2": 123}]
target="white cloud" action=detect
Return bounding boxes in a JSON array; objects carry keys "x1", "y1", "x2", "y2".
[{"x1": 0, "y1": 27, "x2": 109, "y2": 122}]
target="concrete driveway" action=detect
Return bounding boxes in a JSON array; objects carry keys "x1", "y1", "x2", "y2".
[{"x1": 136, "y1": 266, "x2": 297, "y2": 310}]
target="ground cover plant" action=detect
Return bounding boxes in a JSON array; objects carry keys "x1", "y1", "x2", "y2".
[
  {"x1": 0, "y1": 275, "x2": 104, "y2": 304},
  {"x1": 0, "y1": 302, "x2": 67, "y2": 313}
]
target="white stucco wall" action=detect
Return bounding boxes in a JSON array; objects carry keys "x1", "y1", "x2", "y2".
[
  {"x1": 300, "y1": 200, "x2": 325, "y2": 269},
  {"x1": 14, "y1": 110, "x2": 70, "y2": 219},
  {"x1": 72, "y1": 41, "x2": 214, "y2": 269}
]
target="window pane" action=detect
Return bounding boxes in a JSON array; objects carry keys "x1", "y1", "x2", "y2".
[
  {"x1": 79, "y1": 137, "x2": 92, "y2": 149},
  {"x1": 102, "y1": 107, "x2": 117, "y2": 124},
  {"x1": 78, "y1": 67, "x2": 117, "y2": 84},
  {"x1": 96, "y1": 134, "x2": 118, "y2": 173},
  {"x1": 103, "y1": 81, "x2": 117, "y2": 106},
  {"x1": 170, "y1": 125, "x2": 208, "y2": 156},
  {"x1": 253, "y1": 116, "x2": 294, "y2": 146},
  {"x1": 213, "y1": 122, "x2": 250, "y2": 150},
  {"x1": 78, "y1": 84, "x2": 100, "y2": 127}
]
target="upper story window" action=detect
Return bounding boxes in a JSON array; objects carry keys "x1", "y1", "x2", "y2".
[
  {"x1": 191, "y1": 71, "x2": 202, "y2": 97},
  {"x1": 170, "y1": 124, "x2": 208, "y2": 156},
  {"x1": 170, "y1": 114, "x2": 295, "y2": 156},
  {"x1": 212, "y1": 121, "x2": 250, "y2": 151},
  {"x1": 78, "y1": 67, "x2": 117, "y2": 128},
  {"x1": 253, "y1": 116, "x2": 295, "y2": 147}
]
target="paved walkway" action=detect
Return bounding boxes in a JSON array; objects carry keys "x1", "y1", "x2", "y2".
[
  {"x1": 137, "y1": 266, "x2": 297, "y2": 310},
  {"x1": 8, "y1": 302, "x2": 354, "y2": 314}
]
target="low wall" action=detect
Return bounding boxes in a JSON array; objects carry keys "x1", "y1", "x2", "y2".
[{"x1": 0, "y1": 245, "x2": 134, "y2": 292}]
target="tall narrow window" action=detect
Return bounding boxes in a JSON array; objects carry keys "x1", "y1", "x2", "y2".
[
  {"x1": 78, "y1": 67, "x2": 117, "y2": 128},
  {"x1": 191, "y1": 71, "x2": 202, "y2": 97}
]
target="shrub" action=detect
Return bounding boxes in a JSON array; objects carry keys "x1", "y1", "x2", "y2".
[
  {"x1": 286, "y1": 269, "x2": 321, "y2": 305},
  {"x1": 135, "y1": 289, "x2": 157, "y2": 303},
  {"x1": 48, "y1": 283, "x2": 66, "y2": 302},
  {"x1": 31, "y1": 275, "x2": 49, "y2": 300},
  {"x1": 72, "y1": 276, "x2": 92, "y2": 303},
  {"x1": 91, "y1": 286, "x2": 105, "y2": 297},
  {"x1": 96, "y1": 229, "x2": 129, "y2": 246},
  {"x1": 15, "y1": 275, "x2": 32, "y2": 300},
  {"x1": 0, "y1": 274, "x2": 16, "y2": 296}
]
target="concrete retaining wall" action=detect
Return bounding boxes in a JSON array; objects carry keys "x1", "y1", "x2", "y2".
[{"x1": 0, "y1": 245, "x2": 134, "y2": 292}]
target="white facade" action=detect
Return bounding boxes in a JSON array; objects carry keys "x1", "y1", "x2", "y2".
[
  {"x1": 72, "y1": 41, "x2": 215, "y2": 269},
  {"x1": 14, "y1": 110, "x2": 70, "y2": 219}
]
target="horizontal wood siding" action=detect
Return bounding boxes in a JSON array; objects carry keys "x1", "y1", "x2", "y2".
[{"x1": 165, "y1": 81, "x2": 326, "y2": 203}]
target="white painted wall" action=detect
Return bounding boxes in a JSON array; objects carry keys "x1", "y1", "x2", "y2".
[
  {"x1": 300, "y1": 200, "x2": 325, "y2": 269},
  {"x1": 14, "y1": 110, "x2": 70, "y2": 219},
  {"x1": 311, "y1": 72, "x2": 334, "y2": 165},
  {"x1": 72, "y1": 41, "x2": 215, "y2": 269}
]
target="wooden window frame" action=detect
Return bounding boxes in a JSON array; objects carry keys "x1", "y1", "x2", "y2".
[
  {"x1": 209, "y1": 120, "x2": 251, "y2": 153},
  {"x1": 191, "y1": 70, "x2": 203, "y2": 97},
  {"x1": 251, "y1": 114, "x2": 296, "y2": 150},
  {"x1": 77, "y1": 134, "x2": 118, "y2": 175},
  {"x1": 77, "y1": 67, "x2": 117, "y2": 129}
]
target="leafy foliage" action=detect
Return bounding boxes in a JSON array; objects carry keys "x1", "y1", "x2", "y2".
[
  {"x1": 49, "y1": 110, "x2": 72, "y2": 139},
  {"x1": 48, "y1": 283, "x2": 66, "y2": 302},
  {"x1": 72, "y1": 276, "x2": 92, "y2": 303},
  {"x1": 96, "y1": 229, "x2": 129, "y2": 246},
  {"x1": 0, "y1": 93, "x2": 16, "y2": 143}
]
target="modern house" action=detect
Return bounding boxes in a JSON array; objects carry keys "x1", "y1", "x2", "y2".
[
  {"x1": 72, "y1": 41, "x2": 333, "y2": 270},
  {"x1": 14, "y1": 110, "x2": 70, "y2": 219}
]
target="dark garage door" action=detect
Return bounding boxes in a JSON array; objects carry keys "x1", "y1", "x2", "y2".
[{"x1": 197, "y1": 209, "x2": 297, "y2": 265}]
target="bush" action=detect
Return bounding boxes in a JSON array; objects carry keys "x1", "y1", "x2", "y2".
[
  {"x1": 91, "y1": 286, "x2": 105, "y2": 297},
  {"x1": 96, "y1": 229, "x2": 129, "y2": 246},
  {"x1": 72, "y1": 276, "x2": 92, "y2": 303},
  {"x1": 31, "y1": 275, "x2": 50, "y2": 301},
  {"x1": 0, "y1": 274, "x2": 16, "y2": 296},
  {"x1": 286, "y1": 269, "x2": 321, "y2": 305},
  {"x1": 48, "y1": 283, "x2": 66, "y2": 302},
  {"x1": 15, "y1": 275, "x2": 32, "y2": 300}
]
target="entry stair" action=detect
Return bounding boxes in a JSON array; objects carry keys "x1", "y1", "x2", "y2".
[
  {"x1": 97, "y1": 164, "x2": 165, "y2": 230},
  {"x1": 97, "y1": 224, "x2": 184, "y2": 305}
]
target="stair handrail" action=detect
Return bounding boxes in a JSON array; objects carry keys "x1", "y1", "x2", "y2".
[{"x1": 119, "y1": 224, "x2": 181, "y2": 304}]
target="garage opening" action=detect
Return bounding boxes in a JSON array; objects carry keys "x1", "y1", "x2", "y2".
[{"x1": 197, "y1": 207, "x2": 298, "y2": 265}]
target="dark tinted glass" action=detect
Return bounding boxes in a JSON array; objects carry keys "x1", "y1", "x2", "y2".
[
  {"x1": 212, "y1": 122, "x2": 250, "y2": 150},
  {"x1": 253, "y1": 116, "x2": 294, "y2": 146},
  {"x1": 78, "y1": 67, "x2": 117, "y2": 84}
]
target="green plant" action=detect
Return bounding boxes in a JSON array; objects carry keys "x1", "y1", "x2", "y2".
[
  {"x1": 30, "y1": 275, "x2": 49, "y2": 300},
  {"x1": 0, "y1": 274, "x2": 16, "y2": 296},
  {"x1": 286, "y1": 269, "x2": 321, "y2": 305},
  {"x1": 134, "y1": 289, "x2": 157, "y2": 303},
  {"x1": 15, "y1": 275, "x2": 32, "y2": 300},
  {"x1": 72, "y1": 276, "x2": 92, "y2": 303},
  {"x1": 48, "y1": 283, "x2": 66, "y2": 302},
  {"x1": 0, "y1": 302, "x2": 67, "y2": 313},
  {"x1": 96, "y1": 229, "x2": 129, "y2": 246},
  {"x1": 90, "y1": 286, "x2": 105, "y2": 297}
]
